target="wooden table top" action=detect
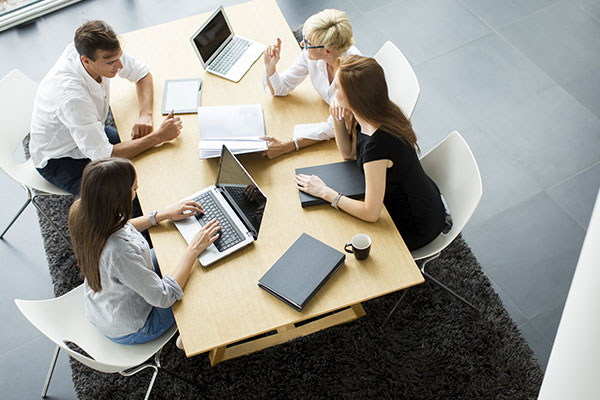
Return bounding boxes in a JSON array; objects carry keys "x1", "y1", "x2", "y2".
[{"x1": 110, "y1": 0, "x2": 423, "y2": 357}]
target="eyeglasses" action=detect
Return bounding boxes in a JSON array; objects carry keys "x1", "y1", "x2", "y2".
[{"x1": 301, "y1": 34, "x2": 324, "y2": 50}]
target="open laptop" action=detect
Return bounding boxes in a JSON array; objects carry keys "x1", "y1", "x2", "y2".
[
  {"x1": 174, "y1": 146, "x2": 267, "y2": 267},
  {"x1": 190, "y1": 6, "x2": 266, "y2": 82}
]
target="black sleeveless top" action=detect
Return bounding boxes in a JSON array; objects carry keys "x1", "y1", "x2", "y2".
[{"x1": 355, "y1": 127, "x2": 445, "y2": 250}]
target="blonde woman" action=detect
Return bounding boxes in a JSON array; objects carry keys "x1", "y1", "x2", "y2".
[{"x1": 261, "y1": 9, "x2": 361, "y2": 159}]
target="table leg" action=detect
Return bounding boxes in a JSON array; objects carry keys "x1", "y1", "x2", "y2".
[
  {"x1": 207, "y1": 303, "x2": 367, "y2": 366},
  {"x1": 209, "y1": 346, "x2": 226, "y2": 366}
]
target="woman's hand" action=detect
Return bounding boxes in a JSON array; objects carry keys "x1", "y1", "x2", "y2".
[
  {"x1": 187, "y1": 219, "x2": 220, "y2": 257},
  {"x1": 295, "y1": 174, "x2": 328, "y2": 199},
  {"x1": 261, "y1": 136, "x2": 293, "y2": 159},
  {"x1": 160, "y1": 199, "x2": 203, "y2": 222},
  {"x1": 329, "y1": 97, "x2": 346, "y2": 121},
  {"x1": 264, "y1": 38, "x2": 281, "y2": 76}
]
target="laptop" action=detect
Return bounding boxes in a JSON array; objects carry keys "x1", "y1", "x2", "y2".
[
  {"x1": 174, "y1": 146, "x2": 267, "y2": 267},
  {"x1": 190, "y1": 6, "x2": 266, "y2": 82}
]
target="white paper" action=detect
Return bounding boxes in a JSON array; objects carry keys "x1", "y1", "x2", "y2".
[{"x1": 197, "y1": 104, "x2": 265, "y2": 140}]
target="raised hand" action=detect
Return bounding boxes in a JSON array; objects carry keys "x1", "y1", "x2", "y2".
[{"x1": 264, "y1": 38, "x2": 282, "y2": 76}]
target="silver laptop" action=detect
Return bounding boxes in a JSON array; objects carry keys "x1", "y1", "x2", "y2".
[
  {"x1": 190, "y1": 6, "x2": 266, "y2": 82},
  {"x1": 174, "y1": 146, "x2": 267, "y2": 267}
]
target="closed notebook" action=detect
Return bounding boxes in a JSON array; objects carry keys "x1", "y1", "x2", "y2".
[
  {"x1": 295, "y1": 161, "x2": 365, "y2": 207},
  {"x1": 258, "y1": 233, "x2": 345, "y2": 311}
]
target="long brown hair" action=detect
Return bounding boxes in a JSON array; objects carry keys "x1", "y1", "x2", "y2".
[
  {"x1": 68, "y1": 158, "x2": 136, "y2": 292},
  {"x1": 338, "y1": 55, "x2": 419, "y2": 153}
]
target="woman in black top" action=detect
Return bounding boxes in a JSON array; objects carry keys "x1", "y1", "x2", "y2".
[{"x1": 295, "y1": 55, "x2": 445, "y2": 250}]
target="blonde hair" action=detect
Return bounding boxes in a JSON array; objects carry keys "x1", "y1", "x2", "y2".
[{"x1": 303, "y1": 9, "x2": 354, "y2": 53}]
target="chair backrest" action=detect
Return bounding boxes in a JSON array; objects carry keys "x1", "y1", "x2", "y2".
[
  {"x1": 374, "y1": 41, "x2": 420, "y2": 119},
  {"x1": 0, "y1": 69, "x2": 69, "y2": 194},
  {"x1": 15, "y1": 284, "x2": 177, "y2": 374},
  {"x1": 411, "y1": 131, "x2": 482, "y2": 260}
]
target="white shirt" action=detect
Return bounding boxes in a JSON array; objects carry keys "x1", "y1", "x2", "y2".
[
  {"x1": 29, "y1": 43, "x2": 149, "y2": 169},
  {"x1": 262, "y1": 45, "x2": 361, "y2": 140},
  {"x1": 84, "y1": 223, "x2": 183, "y2": 338}
]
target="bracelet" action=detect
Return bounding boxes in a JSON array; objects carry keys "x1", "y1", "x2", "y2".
[
  {"x1": 331, "y1": 192, "x2": 343, "y2": 210},
  {"x1": 292, "y1": 137, "x2": 300, "y2": 152}
]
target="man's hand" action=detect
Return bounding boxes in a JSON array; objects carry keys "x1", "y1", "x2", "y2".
[
  {"x1": 155, "y1": 110, "x2": 182, "y2": 142},
  {"x1": 131, "y1": 112, "x2": 153, "y2": 139}
]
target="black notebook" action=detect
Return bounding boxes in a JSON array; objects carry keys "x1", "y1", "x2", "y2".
[
  {"x1": 258, "y1": 233, "x2": 345, "y2": 311},
  {"x1": 295, "y1": 161, "x2": 365, "y2": 207}
]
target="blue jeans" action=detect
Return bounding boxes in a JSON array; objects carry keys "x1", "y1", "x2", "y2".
[
  {"x1": 108, "y1": 249, "x2": 176, "y2": 345},
  {"x1": 36, "y1": 126, "x2": 121, "y2": 195}
]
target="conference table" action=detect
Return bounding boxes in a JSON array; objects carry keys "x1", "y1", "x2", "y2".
[{"x1": 111, "y1": 0, "x2": 423, "y2": 366}]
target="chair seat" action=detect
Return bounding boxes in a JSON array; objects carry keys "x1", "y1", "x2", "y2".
[{"x1": 15, "y1": 284, "x2": 177, "y2": 374}]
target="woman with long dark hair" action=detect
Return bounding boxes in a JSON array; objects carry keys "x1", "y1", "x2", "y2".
[
  {"x1": 295, "y1": 55, "x2": 446, "y2": 250},
  {"x1": 69, "y1": 158, "x2": 220, "y2": 345}
]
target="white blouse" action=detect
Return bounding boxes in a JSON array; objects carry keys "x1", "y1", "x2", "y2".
[{"x1": 262, "y1": 45, "x2": 361, "y2": 140}]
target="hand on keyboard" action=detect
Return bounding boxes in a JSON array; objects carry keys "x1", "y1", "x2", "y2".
[
  {"x1": 187, "y1": 218, "x2": 221, "y2": 257},
  {"x1": 162, "y1": 199, "x2": 204, "y2": 222}
]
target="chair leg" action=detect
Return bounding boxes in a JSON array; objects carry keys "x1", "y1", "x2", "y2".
[
  {"x1": 143, "y1": 365, "x2": 159, "y2": 400},
  {"x1": 0, "y1": 197, "x2": 31, "y2": 239},
  {"x1": 155, "y1": 348, "x2": 202, "y2": 391},
  {"x1": 421, "y1": 270, "x2": 480, "y2": 314},
  {"x1": 120, "y1": 347, "x2": 202, "y2": 399},
  {"x1": 30, "y1": 193, "x2": 71, "y2": 249},
  {"x1": 381, "y1": 289, "x2": 409, "y2": 328},
  {"x1": 41, "y1": 345, "x2": 60, "y2": 398}
]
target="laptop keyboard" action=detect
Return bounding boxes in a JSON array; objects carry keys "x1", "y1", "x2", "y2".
[
  {"x1": 193, "y1": 191, "x2": 244, "y2": 252},
  {"x1": 210, "y1": 37, "x2": 252, "y2": 75}
]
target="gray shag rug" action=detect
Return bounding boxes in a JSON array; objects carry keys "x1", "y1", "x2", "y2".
[{"x1": 28, "y1": 154, "x2": 544, "y2": 399}]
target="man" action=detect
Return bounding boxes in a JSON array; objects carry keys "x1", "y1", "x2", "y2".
[{"x1": 29, "y1": 20, "x2": 182, "y2": 195}]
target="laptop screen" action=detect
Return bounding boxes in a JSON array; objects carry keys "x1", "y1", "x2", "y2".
[
  {"x1": 192, "y1": 9, "x2": 232, "y2": 62},
  {"x1": 216, "y1": 146, "x2": 266, "y2": 239}
]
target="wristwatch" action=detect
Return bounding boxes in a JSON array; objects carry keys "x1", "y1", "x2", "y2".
[
  {"x1": 292, "y1": 137, "x2": 300, "y2": 152},
  {"x1": 149, "y1": 210, "x2": 158, "y2": 226}
]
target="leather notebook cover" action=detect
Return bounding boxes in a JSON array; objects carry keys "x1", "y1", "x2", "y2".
[
  {"x1": 258, "y1": 233, "x2": 345, "y2": 311},
  {"x1": 295, "y1": 161, "x2": 365, "y2": 207}
]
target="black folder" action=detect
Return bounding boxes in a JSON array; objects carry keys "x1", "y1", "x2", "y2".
[
  {"x1": 258, "y1": 233, "x2": 345, "y2": 311},
  {"x1": 295, "y1": 161, "x2": 365, "y2": 207}
]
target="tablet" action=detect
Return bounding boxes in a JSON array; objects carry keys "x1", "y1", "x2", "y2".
[{"x1": 162, "y1": 78, "x2": 202, "y2": 115}]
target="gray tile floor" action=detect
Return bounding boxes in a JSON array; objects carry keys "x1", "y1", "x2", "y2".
[{"x1": 1, "y1": 0, "x2": 598, "y2": 398}]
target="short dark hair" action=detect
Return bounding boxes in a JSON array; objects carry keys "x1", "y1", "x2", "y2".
[{"x1": 74, "y1": 20, "x2": 120, "y2": 61}]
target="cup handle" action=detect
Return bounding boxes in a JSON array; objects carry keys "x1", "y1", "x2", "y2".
[{"x1": 344, "y1": 243, "x2": 353, "y2": 253}]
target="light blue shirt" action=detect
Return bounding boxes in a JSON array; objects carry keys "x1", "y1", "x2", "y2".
[{"x1": 83, "y1": 223, "x2": 183, "y2": 338}]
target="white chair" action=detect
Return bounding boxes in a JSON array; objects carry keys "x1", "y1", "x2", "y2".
[
  {"x1": 15, "y1": 284, "x2": 198, "y2": 399},
  {"x1": 0, "y1": 69, "x2": 72, "y2": 246},
  {"x1": 383, "y1": 131, "x2": 483, "y2": 325},
  {"x1": 374, "y1": 41, "x2": 420, "y2": 119}
]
